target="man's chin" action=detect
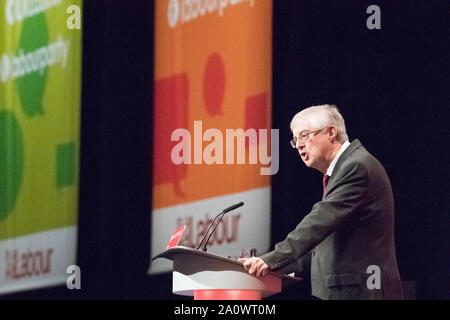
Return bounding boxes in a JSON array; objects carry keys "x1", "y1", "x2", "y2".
[{"x1": 302, "y1": 159, "x2": 312, "y2": 167}]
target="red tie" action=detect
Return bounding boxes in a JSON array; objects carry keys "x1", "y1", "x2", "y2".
[{"x1": 323, "y1": 174, "x2": 330, "y2": 197}]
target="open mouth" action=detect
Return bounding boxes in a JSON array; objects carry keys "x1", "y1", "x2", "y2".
[{"x1": 300, "y1": 151, "x2": 307, "y2": 159}]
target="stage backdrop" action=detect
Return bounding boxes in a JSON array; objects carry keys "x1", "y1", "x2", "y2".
[
  {"x1": 150, "y1": 0, "x2": 273, "y2": 273},
  {"x1": 0, "y1": 0, "x2": 82, "y2": 294}
]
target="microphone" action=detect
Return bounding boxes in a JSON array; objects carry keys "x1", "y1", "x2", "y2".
[
  {"x1": 197, "y1": 201, "x2": 244, "y2": 252},
  {"x1": 222, "y1": 201, "x2": 244, "y2": 214}
]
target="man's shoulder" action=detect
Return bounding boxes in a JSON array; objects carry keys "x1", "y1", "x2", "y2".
[
  {"x1": 337, "y1": 139, "x2": 365, "y2": 165},
  {"x1": 340, "y1": 140, "x2": 386, "y2": 175}
]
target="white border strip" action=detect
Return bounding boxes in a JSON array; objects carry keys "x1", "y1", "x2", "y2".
[{"x1": 0, "y1": 226, "x2": 77, "y2": 295}]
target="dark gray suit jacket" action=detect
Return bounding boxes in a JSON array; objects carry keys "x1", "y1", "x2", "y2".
[{"x1": 260, "y1": 139, "x2": 403, "y2": 299}]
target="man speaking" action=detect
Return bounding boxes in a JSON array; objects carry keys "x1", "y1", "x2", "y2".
[{"x1": 239, "y1": 104, "x2": 403, "y2": 300}]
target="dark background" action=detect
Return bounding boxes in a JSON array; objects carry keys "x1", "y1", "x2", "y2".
[{"x1": 3, "y1": 0, "x2": 450, "y2": 300}]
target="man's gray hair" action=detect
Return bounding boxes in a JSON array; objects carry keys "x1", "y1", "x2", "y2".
[{"x1": 290, "y1": 104, "x2": 349, "y2": 143}]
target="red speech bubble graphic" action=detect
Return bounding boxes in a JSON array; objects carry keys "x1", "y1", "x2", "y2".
[
  {"x1": 245, "y1": 93, "x2": 267, "y2": 145},
  {"x1": 153, "y1": 74, "x2": 189, "y2": 197},
  {"x1": 203, "y1": 52, "x2": 225, "y2": 116}
]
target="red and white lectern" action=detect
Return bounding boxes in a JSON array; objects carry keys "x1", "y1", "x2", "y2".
[{"x1": 152, "y1": 246, "x2": 298, "y2": 300}]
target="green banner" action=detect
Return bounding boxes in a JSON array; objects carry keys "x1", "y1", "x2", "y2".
[{"x1": 0, "y1": 0, "x2": 82, "y2": 294}]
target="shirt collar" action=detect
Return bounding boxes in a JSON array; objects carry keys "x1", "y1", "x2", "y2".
[{"x1": 326, "y1": 140, "x2": 350, "y2": 176}]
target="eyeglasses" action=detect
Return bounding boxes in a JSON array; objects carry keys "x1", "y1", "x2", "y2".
[{"x1": 290, "y1": 128, "x2": 325, "y2": 148}]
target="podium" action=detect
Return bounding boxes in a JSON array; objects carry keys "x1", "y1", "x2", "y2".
[{"x1": 153, "y1": 246, "x2": 299, "y2": 300}]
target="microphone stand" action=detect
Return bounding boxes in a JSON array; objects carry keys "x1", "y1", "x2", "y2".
[
  {"x1": 196, "y1": 211, "x2": 223, "y2": 251},
  {"x1": 196, "y1": 201, "x2": 244, "y2": 252}
]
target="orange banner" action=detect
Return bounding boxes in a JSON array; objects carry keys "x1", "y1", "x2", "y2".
[{"x1": 153, "y1": 0, "x2": 273, "y2": 210}]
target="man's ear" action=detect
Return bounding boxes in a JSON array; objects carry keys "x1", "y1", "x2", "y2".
[{"x1": 328, "y1": 125, "x2": 338, "y2": 142}]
